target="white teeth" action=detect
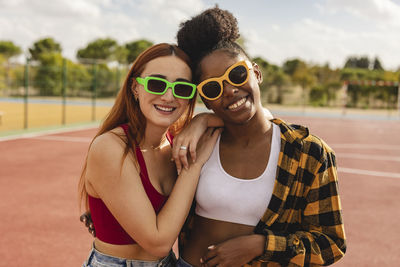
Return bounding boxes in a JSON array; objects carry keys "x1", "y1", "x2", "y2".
[
  {"x1": 228, "y1": 97, "x2": 246, "y2": 110},
  {"x1": 155, "y1": 105, "x2": 174, "y2": 112}
]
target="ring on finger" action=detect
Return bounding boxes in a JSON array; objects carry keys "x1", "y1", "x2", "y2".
[{"x1": 180, "y1": 146, "x2": 187, "y2": 150}]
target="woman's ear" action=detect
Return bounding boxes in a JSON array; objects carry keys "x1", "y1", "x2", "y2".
[
  {"x1": 131, "y1": 80, "x2": 139, "y2": 101},
  {"x1": 252, "y1": 63, "x2": 263, "y2": 84}
]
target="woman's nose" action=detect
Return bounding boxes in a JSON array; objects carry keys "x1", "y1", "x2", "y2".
[
  {"x1": 160, "y1": 87, "x2": 174, "y2": 101},
  {"x1": 222, "y1": 81, "x2": 239, "y2": 97}
]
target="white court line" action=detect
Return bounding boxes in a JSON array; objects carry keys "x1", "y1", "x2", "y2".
[
  {"x1": 30, "y1": 135, "x2": 92, "y2": 143},
  {"x1": 338, "y1": 167, "x2": 400, "y2": 179},
  {"x1": 338, "y1": 153, "x2": 400, "y2": 162},
  {"x1": 331, "y1": 143, "x2": 400, "y2": 150},
  {"x1": 0, "y1": 124, "x2": 99, "y2": 142}
]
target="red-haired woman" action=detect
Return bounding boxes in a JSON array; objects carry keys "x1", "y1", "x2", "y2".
[{"x1": 78, "y1": 43, "x2": 221, "y2": 267}]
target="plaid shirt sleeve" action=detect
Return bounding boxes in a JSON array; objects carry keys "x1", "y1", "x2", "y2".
[{"x1": 250, "y1": 120, "x2": 346, "y2": 267}]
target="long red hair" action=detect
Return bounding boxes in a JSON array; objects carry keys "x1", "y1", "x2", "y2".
[{"x1": 78, "y1": 43, "x2": 197, "y2": 210}]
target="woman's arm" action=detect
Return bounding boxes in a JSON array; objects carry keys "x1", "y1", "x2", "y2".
[
  {"x1": 200, "y1": 234, "x2": 266, "y2": 267},
  {"x1": 172, "y1": 112, "x2": 223, "y2": 174},
  {"x1": 87, "y1": 128, "x2": 221, "y2": 257}
]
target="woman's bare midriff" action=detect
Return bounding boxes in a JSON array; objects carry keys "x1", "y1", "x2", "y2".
[
  {"x1": 181, "y1": 215, "x2": 255, "y2": 267},
  {"x1": 94, "y1": 238, "x2": 162, "y2": 261}
]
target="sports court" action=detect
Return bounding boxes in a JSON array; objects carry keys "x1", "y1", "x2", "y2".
[{"x1": 0, "y1": 110, "x2": 399, "y2": 266}]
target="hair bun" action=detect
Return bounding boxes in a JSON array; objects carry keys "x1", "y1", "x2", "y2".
[{"x1": 177, "y1": 6, "x2": 240, "y2": 62}]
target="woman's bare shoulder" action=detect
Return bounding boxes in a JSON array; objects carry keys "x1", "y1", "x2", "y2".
[{"x1": 88, "y1": 128, "x2": 128, "y2": 166}]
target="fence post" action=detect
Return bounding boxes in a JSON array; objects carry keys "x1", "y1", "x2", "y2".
[
  {"x1": 61, "y1": 58, "x2": 67, "y2": 125},
  {"x1": 342, "y1": 82, "x2": 348, "y2": 116},
  {"x1": 91, "y1": 62, "x2": 98, "y2": 121},
  {"x1": 24, "y1": 58, "x2": 29, "y2": 129},
  {"x1": 115, "y1": 65, "x2": 120, "y2": 95}
]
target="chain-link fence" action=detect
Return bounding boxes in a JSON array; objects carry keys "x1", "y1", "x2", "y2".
[{"x1": 0, "y1": 59, "x2": 129, "y2": 133}]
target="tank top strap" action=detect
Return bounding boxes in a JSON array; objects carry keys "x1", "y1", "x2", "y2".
[{"x1": 120, "y1": 124, "x2": 150, "y2": 182}]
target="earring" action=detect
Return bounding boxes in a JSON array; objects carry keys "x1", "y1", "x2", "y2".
[{"x1": 132, "y1": 88, "x2": 139, "y2": 102}]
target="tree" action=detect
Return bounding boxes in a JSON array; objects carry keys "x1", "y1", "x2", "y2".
[
  {"x1": 344, "y1": 56, "x2": 371, "y2": 69},
  {"x1": 283, "y1": 59, "x2": 316, "y2": 107},
  {"x1": 0, "y1": 41, "x2": 22, "y2": 91},
  {"x1": 252, "y1": 57, "x2": 291, "y2": 104},
  {"x1": 373, "y1": 57, "x2": 384, "y2": 71},
  {"x1": 114, "y1": 45, "x2": 129, "y2": 64},
  {"x1": 0, "y1": 41, "x2": 22, "y2": 59},
  {"x1": 357, "y1": 56, "x2": 370, "y2": 69},
  {"x1": 34, "y1": 52, "x2": 63, "y2": 95},
  {"x1": 125, "y1": 39, "x2": 153, "y2": 63},
  {"x1": 310, "y1": 64, "x2": 342, "y2": 106},
  {"x1": 29, "y1": 37, "x2": 62, "y2": 61},
  {"x1": 77, "y1": 38, "x2": 118, "y2": 62}
]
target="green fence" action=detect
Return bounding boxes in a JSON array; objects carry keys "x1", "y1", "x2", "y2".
[{"x1": 0, "y1": 59, "x2": 129, "y2": 134}]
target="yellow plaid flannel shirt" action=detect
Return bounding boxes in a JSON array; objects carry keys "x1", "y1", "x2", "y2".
[{"x1": 179, "y1": 118, "x2": 346, "y2": 266}]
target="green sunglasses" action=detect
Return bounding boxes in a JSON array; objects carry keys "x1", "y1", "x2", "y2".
[{"x1": 136, "y1": 76, "x2": 196, "y2": 100}]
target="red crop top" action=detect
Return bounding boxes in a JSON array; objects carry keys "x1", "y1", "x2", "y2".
[{"x1": 88, "y1": 124, "x2": 173, "y2": 245}]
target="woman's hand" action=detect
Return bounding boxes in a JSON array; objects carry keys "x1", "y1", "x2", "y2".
[
  {"x1": 200, "y1": 235, "x2": 266, "y2": 267},
  {"x1": 172, "y1": 113, "x2": 223, "y2": 174},
  {"x1": 79, "y1": 211, "x2": 96, "y2": 237}
]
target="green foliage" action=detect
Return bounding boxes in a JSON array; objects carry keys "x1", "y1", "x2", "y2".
[
  {"x1": 66, "y1": 60, "x2": 92, "y2": 96},
  {"x1": 33, "y1": 52, "x2": 63, "y2": 95},
  {"x1": 344, "y1": 56, "x2": 369, "y2": 69},
  {"x1": 125, "y1": 39, "x2": 153, "y2": 63},
  {"x1": 114, "y1": 46, "x2": 129, "y2": 64},
  {"x1": 309, "y1": 85, "x2": 327, "y2": 106},
  {"x1": 253, "y1": 57, "x2": 290, "y2": 104},
  {"x1": 95, "y1": 64, "x2": 118, "y2": 97},
  {"x1": 3, "y1": 36, "x2": 399, "y2": 109},
  {"x1": 29, "y1": 38, "x2": 62, "y2": 61},
  {"x1": 343, "y1": 55, "x2": 384, "y2": 71},
  {"x1": 373, "y1": 57, "x2": 384, "y2": 71},
  {"x1": 0, "y1": 55, "x2": 5, "y2": 90},
  {"x1": 0, "y1": 41, "x2": 22, "y2": 59},
  {"x1": 77, "y1": 38, "x2": 118, "y2": 62},
  {"x1": 283, "y1": 58, "x2": 316, "y2": 89},
  {"x1": 341, "y1": 67, "x2": 399, "y2": 108}
]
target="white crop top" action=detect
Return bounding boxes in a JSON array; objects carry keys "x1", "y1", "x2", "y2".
[{"x1": 195, "y1": 123, "x2": 281, "y2": 226}]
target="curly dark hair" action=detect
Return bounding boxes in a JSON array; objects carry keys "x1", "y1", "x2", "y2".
[{"x1": 176, "y1": 6, "x2": 250, "y2": 82}]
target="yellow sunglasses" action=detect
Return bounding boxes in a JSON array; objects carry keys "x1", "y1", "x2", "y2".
[{"x1": 197, "y1": 60, "x2": 253, "y2": 101}]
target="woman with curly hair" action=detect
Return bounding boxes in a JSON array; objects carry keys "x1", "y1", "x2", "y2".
[{"x1": 173, "y1": 7, "x2": 346, "y2": 267}]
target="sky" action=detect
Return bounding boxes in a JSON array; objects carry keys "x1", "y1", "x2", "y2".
[{"x1": 1, "y1": 0, "x2": 400, "y2": 70}]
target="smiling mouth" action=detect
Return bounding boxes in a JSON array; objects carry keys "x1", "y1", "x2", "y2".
[
  {"x1": 154, "y1": 105, "x2": 176, "y2": 112},
  {"x1": 227, "y1": 96, "x2": 247, "y2": 110}
]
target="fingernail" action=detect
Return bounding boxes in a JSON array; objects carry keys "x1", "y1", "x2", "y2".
[{"x1": 208, "y1": 245, "x2": 215, "y2": 250}]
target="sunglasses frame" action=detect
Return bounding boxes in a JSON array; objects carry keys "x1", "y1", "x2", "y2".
[
  {"x1": 136, "y1": 76, "x2": 196, "y2": 100},
  {"x1": 197, "y1": 60, "x2": 253, "y2": 101}
]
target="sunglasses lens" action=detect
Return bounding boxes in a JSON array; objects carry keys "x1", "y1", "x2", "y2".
[
  {"x1": 202, "y1": 81, "x2": 221, "y2": 99},
  {"x1": 174, "y1": 84, "x2": 194, "y2": 98},
  {"x1": 228, "y1": 65, "x2": 247, "y2": 85},
  {"x1": 147, "y1": 79, "x2": 167, "y2": 93}
]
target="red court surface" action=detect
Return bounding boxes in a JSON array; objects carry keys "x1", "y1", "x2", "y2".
[{"x1": 0, "y1": 115, "x2": 399, "y2": 266}]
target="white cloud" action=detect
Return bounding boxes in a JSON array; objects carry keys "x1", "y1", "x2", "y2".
[
  {"x1": 1, "y1": 0, "x2": 399, "y2": 69},
  {"x1": 0, "y1": 0, "x2": 205, "y2": 60},
  {"x1": 324, "y1": 0, "x2": 400, "y2": 27},
  {"x1": 245, "y1": 16, "x2": 400, "y2": 70}
]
